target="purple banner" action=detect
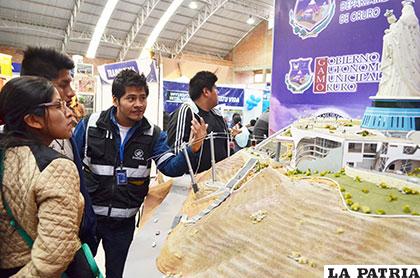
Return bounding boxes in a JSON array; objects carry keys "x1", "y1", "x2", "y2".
[
  {"x1": 104, "y1": 60, "x2": 139, "y2": 80},
  {"x1": 271, "y1": 0, "x2": 419, "y2": 132},
  {"x1": 163, "y1": 81, "x2": 244, "y2": 113}
]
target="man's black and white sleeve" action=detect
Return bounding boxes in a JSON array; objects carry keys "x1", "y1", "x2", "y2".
[{"x1": 167, "y1": 104, "x2": 194, "y2": 154}]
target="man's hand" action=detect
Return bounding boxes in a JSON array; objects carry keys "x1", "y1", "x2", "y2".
[
  {"x1": 190, "y1": 117, "x2": 207, "y2": 153},
  {"x1": 230, "y1": 124, "x2": 242, "y2": 138}
]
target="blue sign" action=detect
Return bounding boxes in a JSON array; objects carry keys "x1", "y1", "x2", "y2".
[
  {"x1": 163, "y1": 81, "x2": 244, "y2": 113},
  {"x1": 104, "y1": 60, "x2": 139, "y2": 80},
  {"x1": 12, "y1": 62, "x2": 21, "y2": 74},
  {"x1": 98, "y1": 59, "x2": 158, "y2": 84}
]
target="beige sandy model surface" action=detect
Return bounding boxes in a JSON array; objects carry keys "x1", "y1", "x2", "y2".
[{"x1": 156, "y1": 150, "x2": 420, "y2": 277}]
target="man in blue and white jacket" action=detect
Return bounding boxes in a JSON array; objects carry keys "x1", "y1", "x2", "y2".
[{"x1": 73, "y1": 69, "x2": 206, "y2": 278}]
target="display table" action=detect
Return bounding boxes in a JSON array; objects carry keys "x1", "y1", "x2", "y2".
[{"x1": 124, "y1": 176, "x2": 191, "y2": 277}]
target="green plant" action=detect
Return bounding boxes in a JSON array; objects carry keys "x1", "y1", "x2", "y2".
[
  {"x1": 378, "y1": 182, "x2": 390, "y2": 189},
  {"x1": 361, "y1": 206, "x2": 371, "y2": 213},
  {"x1": 387, "y1": 194, "x2": 398, "y2": 202},
  {"x1": 408, "y1": 168, "x2": 420, "y2": 177},
  {"x1": 403, "y1": 205, "x2": 411, "y2": 214},
  {"x1": 375, "y1": 209, "x2": 386, "y2": 215},
  {"x1": 354, "y1": 176, "x2": 362, "y2": 183},
  {"x1": 361, "y1": 188, "x2": 369, "y2": 194},
  {"x1": 358, "y1": 130, "x2": 370, "y2": 137},
  {"x1": 402, "y1": 186, "x2": 418, "y2": 195},
  {"x1": 351, "y1": 202, "x2": 360, "y2": 211}
]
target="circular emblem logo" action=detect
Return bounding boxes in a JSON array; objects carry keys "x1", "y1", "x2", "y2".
[{"x1": 134, "y1": 149, "x2": 144, "y2": 160}]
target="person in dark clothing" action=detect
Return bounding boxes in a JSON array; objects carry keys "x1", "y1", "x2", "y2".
[
  {"x1": 231, "y1": 113, "x2": 242, "y2": 128},
  {"x1": 20, "y1": 47, "x2": 97, "y2": 252},
  {"x1": 247, "y1": 118, "x2": 257, "y2": 135},
  {"x1": 162, "y1": 111, "x2": 170, "y2": 131},
  {"x1": 167, "y1": 71, "x2": 240, "y2": 173},
  {"x1": 230, "y1": 113, "x2": 245, "y2": 152},
  {"x1": 253, "y1": 111, "x2": 269, "y2": 143},
  {"x1": 73, "y1": 69, "x2": 206, "y2": 278}
]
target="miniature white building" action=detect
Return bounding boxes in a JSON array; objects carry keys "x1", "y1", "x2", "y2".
[{"x1": 288, "y1": 120, "x2": 420, "y2": 174}]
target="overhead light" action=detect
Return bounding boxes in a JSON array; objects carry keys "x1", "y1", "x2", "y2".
[
  {"x1": 86, "y1": 0, "x2": 119, "y2": 58},
  {"x1": 246, "y1": 15, "x2": 255, "y2": 25},
  {"x1": 188, "y1": 1, "x2": 198, "y2": 9},
  {"x1": 139, "y1": 0, "x2": 184, "y2": 59}
]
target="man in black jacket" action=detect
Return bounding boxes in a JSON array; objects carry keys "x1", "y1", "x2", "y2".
[
  {"x1": 74, "y1": 69, "x2": 206, "y2": 278},
  {"x1": 21, "y1": 47, "x2": 97, "y2": 252},
  {"x1": 167, "y1": 71, "x2": 239, "y2": 173}
]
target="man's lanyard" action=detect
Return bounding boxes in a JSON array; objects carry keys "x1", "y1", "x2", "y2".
[{"x1": 115, "y1": 123, "x2": 140, "y2": 185}]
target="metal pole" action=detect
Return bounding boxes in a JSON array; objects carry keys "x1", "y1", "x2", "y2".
[
  {"x1": 209, "y1": 131, "x2": 216, "y2": 183},
  {"x1": 182, "y1": 144, "x2": 199, "y2": 193},
  {"x1": 275, "y1": 141, "x2": 281, "y2": 162},
  {"x1": 227, "y1": 131, "x2": 230, "y2": 157}
]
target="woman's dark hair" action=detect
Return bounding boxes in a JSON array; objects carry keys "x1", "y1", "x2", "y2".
[
  {"x1": 112, "y1": 69, "x2": 149, "y2": 100},
  {"x1": 0, "y1": 76, "x2": 55, "y2": 148},
  {"x1": 189, "y1": 71, "x2": 218, "y2": 101},
  {"x1": 231, "y1": 113, "x2": 242, "y2": 128}
]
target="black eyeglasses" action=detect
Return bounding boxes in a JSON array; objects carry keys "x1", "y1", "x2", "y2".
[{"x1": 37, "y1": 100, "x2": 68, "y2": 113}]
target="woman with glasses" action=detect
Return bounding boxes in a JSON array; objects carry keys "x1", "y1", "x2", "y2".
[{"x1": 0, "y1": 76, "x2": 84, "y2": 277}]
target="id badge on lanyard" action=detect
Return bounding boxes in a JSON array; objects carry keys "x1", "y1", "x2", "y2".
[{"x1": 116, "y1": 166, "x2": 127, "y2": 185}]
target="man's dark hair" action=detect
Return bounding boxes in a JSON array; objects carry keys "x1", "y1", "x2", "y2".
[
  {"x1": 112, "y1": 69, "x2": 149, "y2": 100},
  {"x1": 189, "y1": 71, "x2": 218, "y2": 101},
  {"x1": 21, "y1": 47, "x2": 74, "y2": 80}
]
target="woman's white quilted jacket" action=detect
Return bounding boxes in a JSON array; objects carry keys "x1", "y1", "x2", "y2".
[{"x1": 0, "y1": 146, "x2": 84, "y2": 277}]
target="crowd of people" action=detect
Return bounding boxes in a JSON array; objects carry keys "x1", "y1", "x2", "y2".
[{"x1": 0, "y1": 47, "x2": 268, "y2": 278}]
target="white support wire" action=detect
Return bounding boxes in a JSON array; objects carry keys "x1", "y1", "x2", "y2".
[{"x1": 146, "y1": 131, "x2": 266, "y2": 175}]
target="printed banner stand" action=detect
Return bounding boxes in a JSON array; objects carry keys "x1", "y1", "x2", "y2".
[
  {"x1": 163, "y1": 81, "x2": 245, "y2": 114},
  {"x1": 0, "y1": 53, "x2": 12, "y2": 78}
]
